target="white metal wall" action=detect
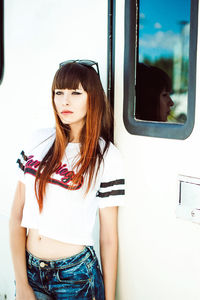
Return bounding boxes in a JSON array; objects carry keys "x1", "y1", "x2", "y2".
[
  {"x1": 114, "y1": 0, "x2": 200, "y2": 299},
  {"x1": 0, "y1": 1, "x2": 107, "y2": 298},
  {"x1": 1, "y1": 1, "x2": 200, "y2": 299}
]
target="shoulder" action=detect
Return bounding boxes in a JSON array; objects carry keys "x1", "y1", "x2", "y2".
[
  {"x1": 107, "y1": 142, "x2": 122, "y2": 156},
  {"x1": 24, "y1": 127, "x2": 56, "y2": 152},
  {"x1": 99, "y1": 138, "x2": 122, "y2": 156},
  {"x1": 30, "y1": 127, "x2": 55, "y2": 142},
  {"x1": 99, "y1": 138, "x2": 123, "y2": 166}
]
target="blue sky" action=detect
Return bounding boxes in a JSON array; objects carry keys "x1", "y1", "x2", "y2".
[{"x1": 139, "y1": 0, "x2": 190, "y2": 60}]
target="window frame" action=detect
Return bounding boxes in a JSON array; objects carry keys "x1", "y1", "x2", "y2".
[
  {"x1": 0, "y1": 0, "x2": 4, "y2": 85},
  {"x1": 123, "y1": 0, "x2": 199, "y2": 140}
]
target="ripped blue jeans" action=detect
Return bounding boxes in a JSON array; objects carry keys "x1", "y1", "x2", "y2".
[{"x1": 26, "y1": 246, "x2": 105, "y2": 300}]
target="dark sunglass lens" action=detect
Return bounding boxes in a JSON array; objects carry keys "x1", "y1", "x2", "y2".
[
  {"x1": 79, "y1": 60, "x2": 96, "y2": 67},
  {"x1": 59, "y1": 60, "x2": 75, "y2": 67}
]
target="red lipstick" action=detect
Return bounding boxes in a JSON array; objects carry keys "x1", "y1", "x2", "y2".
[{"x1": 61, "y1": 110, "x2": 73, "y2": 114}]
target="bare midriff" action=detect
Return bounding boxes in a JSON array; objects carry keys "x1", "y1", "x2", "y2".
[{"x1": 26, "y1": 229, "x2": 85, "y2": 260}]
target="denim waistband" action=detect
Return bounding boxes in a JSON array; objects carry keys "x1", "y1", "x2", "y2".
[{"x1": 26, "y1": 246, "x2": 96, "y2": 270}]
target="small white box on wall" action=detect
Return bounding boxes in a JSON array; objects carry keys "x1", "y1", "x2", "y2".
[{"x1": 176, "y1": 175, "x2": 200, "y2": 224}]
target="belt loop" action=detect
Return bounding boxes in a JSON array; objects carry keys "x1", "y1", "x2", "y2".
[
  {"x1": 87, "y1": 246, "x2": 96, "y2": 259},
  {"x1": 50, "y1": 260, "x2": 54, "y2": 268},
  {"x1": 28, "y1": 252, "x2": 32, "y2": 266}
]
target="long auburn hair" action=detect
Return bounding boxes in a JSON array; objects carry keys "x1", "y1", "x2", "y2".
[{"x1": 35, "y1": 62, "x2": 113, "y2": 212}]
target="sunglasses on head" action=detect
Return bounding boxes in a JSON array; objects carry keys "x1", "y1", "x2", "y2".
[{"x1": 59, "y1": 59, "x2": 100, "y2": 77}]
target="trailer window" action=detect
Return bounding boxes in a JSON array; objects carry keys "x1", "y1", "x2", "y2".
[
  {"x1": 0, "y1": 0, "x2": 4, "y2": 85},
  {"x1": 123, "y1": 0, "x2": 198, "y2": 139}
]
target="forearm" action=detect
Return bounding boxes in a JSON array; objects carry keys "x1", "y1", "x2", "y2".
[
  {"x1": 9, "y1": 219, "x2": 28, "y2": 285},
  {"x1": 100, "y1": 239, "x2": 118, "y2": 300}
]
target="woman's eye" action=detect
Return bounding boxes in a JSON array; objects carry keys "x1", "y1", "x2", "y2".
[
  {"x1": 72, "y1": 91, "x2": 81, "y2": 95},
  {"x1": 55, "y1": 91, "x2": 63, "y2": 95}
]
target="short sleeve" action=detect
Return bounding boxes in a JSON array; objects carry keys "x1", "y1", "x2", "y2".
[
  {"x1": 96, "y1": 143, "x2": 125, "y2": 208},
  {"x1": 16, "y1": 127, "x2": 55, "y2": 183}
]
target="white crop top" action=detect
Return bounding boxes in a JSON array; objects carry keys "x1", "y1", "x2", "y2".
[{"x1": 17, "y1": 128, "x2": 125, "y2": 246}]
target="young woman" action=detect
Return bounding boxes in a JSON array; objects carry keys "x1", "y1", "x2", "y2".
[
  {"x1": 135, "y1": 63, "x2": 174, "y2": 122},
  {"x1": 9, "y1": 60, "x2": 125, "y2": 300}
]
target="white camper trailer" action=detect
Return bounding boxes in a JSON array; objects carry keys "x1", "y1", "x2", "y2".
[{"x1": 0, "y1": 0, "x2": 200, "y2": 299}]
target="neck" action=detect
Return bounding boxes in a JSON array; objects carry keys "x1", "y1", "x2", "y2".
[
  {"x1": 69, "y1": 136, "x2": 80, "y2": 143},
  {"x1": 69, "y1": 123, "x2": 83, "y2": 143}
]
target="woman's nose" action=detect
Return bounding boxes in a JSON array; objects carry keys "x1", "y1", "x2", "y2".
[
  {"x1": 169, "y1": 97, "x2": 174, "y2": 107},
  {"x1": 62, "y1": 93, "x2": 70, "y2": 105}
]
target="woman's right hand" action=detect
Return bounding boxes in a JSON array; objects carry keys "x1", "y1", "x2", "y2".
[{"x1": 16, "y1": 282, "x2": 37, "y2": 300}]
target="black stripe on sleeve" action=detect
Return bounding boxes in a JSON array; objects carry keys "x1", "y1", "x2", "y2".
[
  {"x1": 16, "y1": 159, "x2": 25, "y2": 171},
  {"x1": 21, "y1": 150, "x2": 28, "y2": 161},
  {"x1": 100, "y1": 179, "x2": 125, "y2": 188},
  {"x1": 97, "y1": 189, "x2": 125, "y2": 198}
]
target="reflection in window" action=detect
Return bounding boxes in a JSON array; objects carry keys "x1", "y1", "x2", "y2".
[{"x1": 137, "y1": 0, "x2": 190, "y2": 123}]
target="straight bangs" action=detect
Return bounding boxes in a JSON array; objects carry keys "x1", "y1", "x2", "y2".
[{"x1": 52, "y1": 62, "x2": 93, "y2": 92}]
